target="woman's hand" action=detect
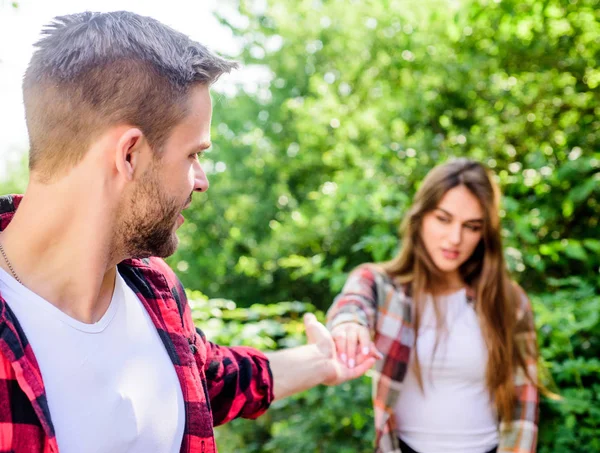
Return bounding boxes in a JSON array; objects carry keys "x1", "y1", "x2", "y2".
[
  {"x1": 301, "y1": 314, "x2": 377, "y2": 386},
  {"x1": 330, "y1": 322, "x2": 382, "y2": 369}
]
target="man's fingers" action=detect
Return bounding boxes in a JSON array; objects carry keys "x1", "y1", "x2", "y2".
[
  {"x1": 303, "y1": 313, "x2": 319, "y2": 344},
  {"x1": 304, "y1": 313, "x2": 332, "y2": 341}
]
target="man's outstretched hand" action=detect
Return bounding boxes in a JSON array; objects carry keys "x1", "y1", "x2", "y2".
[
  {"x1": 267, "y1": 313, "x2": 382, "y2": 400},
  {"x1": 303, "y1": 313, "x2": 381, "y2": 386}
]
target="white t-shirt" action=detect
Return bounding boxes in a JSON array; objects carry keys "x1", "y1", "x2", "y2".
[
  {"x1": 395, "y1": 288, "x2": 499, "y2": 453},
  {"x1": 0, "y1": 268, "x2": 185, "y2": 453}
]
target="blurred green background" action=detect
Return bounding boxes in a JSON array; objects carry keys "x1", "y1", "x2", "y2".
[{"x1": 2, "y1": 0, "x2": 599, "y2": 451}]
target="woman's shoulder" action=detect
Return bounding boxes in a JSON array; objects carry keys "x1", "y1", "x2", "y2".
[
  {"x1": 348, "y1": 263, "x2": 410, "y2": 294},
  {"x1": 348, "y1": 262, "x2": 391, "y2": 282},
  {"x1": 352, "y1": 262, "x2": 384, "y2": 274},
  {"x1": 507, "y1": 279, "x2": 535, "y2": 322},
  {"x1": 508, "y1": 280, "x2": 530, "y2": 303}
]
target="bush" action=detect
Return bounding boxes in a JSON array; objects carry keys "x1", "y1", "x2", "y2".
[
  {"x1": 173, "y1": 2, "x2": 600, "y2": 445},
  {"x1": 1, "y1": 0, "x2": 597, "y2": 449},
  {"x1": 171, "y1": 0, "x2": 600, "y2": 310},
  {"x1": 189, "y1": 289, "x2": 600, "y2": 453},
  {"x1": 188, "y1": 292, "x2": 374, "y2": 453},
  {"x1": 535, "y1": 278, "x2": 600, "y2": 452}
]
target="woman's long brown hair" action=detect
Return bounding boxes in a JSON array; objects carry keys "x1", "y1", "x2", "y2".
[{"x1": 380, "y1": 158, "x2": 536, "y2": 422}]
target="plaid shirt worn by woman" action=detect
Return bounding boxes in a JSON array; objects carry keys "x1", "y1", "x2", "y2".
[
  {"x1": 0, "y1": 194, "x2": 273, "y2": 453},
  {"x1": 327, "y1": 264, "x2": 539, "y2": 453}
]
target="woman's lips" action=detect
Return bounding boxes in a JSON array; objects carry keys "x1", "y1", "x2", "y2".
[{"x1": 441, "y1": 248, "x2": 459, "y2": 260}]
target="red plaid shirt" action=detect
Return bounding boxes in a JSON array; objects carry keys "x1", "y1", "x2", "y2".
[{"x1": 0, "y1": 194, "x2": 274, "y2": 453}]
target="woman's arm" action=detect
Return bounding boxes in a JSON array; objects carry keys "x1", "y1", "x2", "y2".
[
  {"x1": 326, "y1": 264, "x2": 380, "y2": 332},
  {"x1": 326, "y1": 264, "x2": 382, "y2": 368}
]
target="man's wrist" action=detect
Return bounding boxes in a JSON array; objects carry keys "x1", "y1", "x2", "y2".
[{"x1": 267, "y1": 342, "x2": 336, "y2": 400}]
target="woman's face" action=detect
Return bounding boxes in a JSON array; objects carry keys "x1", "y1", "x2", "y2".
[{"x1": 420, "y1": 185, "x2": 484, "y2": 277}]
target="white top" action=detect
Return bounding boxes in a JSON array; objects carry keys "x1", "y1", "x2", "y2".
[
  {"x1": 395, "y1": 288, "x2": 499, "y2": 453},
  {"x1": 0, "y1": 268, "x2": 185, "y2": 453}
]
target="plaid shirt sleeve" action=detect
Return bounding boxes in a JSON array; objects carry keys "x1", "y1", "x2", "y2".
[
  {"x1": 326, "y1": 264, "x2": 379, "y2": 334},
  {"x1": 498, "y1": 286, "x2": 539, "y2": 453},
  {"x1": 195, "y1": 328, "x2": 274, "y2": 426},
  {"x1": 161, "y1": 260, "x2": 274, "y2": 427}
]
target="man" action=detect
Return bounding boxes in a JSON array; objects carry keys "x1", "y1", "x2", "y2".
[{"x1": 0, "y1": 11, "x2": 378, "y2": 453}]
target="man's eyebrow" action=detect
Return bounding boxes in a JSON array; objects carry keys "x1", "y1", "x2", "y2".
[
  {"x1": 190, "y1": 142, "x2": 212, "y2": 153},
  {"x1": 436, "y1": 207, "x2": 483, "y2": 223}
]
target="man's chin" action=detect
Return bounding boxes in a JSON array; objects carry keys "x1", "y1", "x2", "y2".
[
  {"x1": 130, "y1": 236, "x2": 179, "y2": 260},
  {"x1": 156, "y1": 236, "x2": 179, "y2": 258}
]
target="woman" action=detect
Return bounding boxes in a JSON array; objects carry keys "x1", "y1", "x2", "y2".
[{"x1": 327, "y1": 159, "x2": 539, "y2": 453}]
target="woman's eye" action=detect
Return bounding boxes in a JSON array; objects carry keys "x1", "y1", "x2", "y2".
[
  {"x1": 465, "y1": 224, "x2": 482, "y2": 232},
  {"x1": 436, "y1": 216, "x2": 450, "y2": 223}
]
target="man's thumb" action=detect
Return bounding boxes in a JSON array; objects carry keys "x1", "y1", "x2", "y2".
[
  {"x1": 303, "y1": 312, "x2": 320, "y2": 344},
  {"x1": 303, "y1": 312, "x2": 317, "y2": 325}
]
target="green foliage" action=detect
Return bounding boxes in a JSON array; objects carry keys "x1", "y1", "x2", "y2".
[
  {"x1": 0, "y1": 155, "x2": 28, "y2": 194},
  {"x1": 171, "y1": 0, "x2": 600, "y2": 307},
  {"x1": 189, "y1": 293, "x2": 375, "y2": 453},
  {"x1": 534, "y1": 278, "x2": 600, "y2": 453},
  {"x1": 1, "y1": 0, "x2": 598, "y2": 450},
  {"x1": 169, "y1": 0, "x2": 600, "y2": 450},
  {"x1": 191, "y1": 288, "x2": 600, "y2": 452}
]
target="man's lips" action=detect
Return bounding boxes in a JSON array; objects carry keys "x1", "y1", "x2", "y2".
[
  {"x1": 183, "y1": 194, "x2": 193, "y2": 211},
  {"x1": 177, "y1": 198, "x2": 193, "y2": 225}
]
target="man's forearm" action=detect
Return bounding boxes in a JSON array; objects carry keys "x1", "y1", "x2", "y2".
[{"x1": 265, "y1": 344, "x2": 333, "y2": 401}]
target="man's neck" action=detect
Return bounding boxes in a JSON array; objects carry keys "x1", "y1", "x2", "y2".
[{"x1": 0, "y1": 187, "x2": 122, "y2": 324}]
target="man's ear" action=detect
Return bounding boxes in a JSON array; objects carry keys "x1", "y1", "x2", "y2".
[{"x1": 115, "y1": 128, "x2": 146, "y2": 181}]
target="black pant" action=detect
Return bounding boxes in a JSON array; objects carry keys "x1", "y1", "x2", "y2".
[{"x1": 398, "y1": 437, "x2": 497, "y2": 453}]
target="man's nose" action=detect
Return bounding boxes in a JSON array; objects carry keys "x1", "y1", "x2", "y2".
[{"x1": 193, "y1": 160, "x2": 210, "y2": 192}]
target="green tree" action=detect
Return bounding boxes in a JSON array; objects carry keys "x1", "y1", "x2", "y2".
[
  {"x1": 0, "y1": 0, "x2": 597, "y2": 450},
  {"x1": 172, "y1": 0, "x2": 599, "y2": 308},
  {"x1": 168, "y1": 0, "x2": 599, "y2": 451}
]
